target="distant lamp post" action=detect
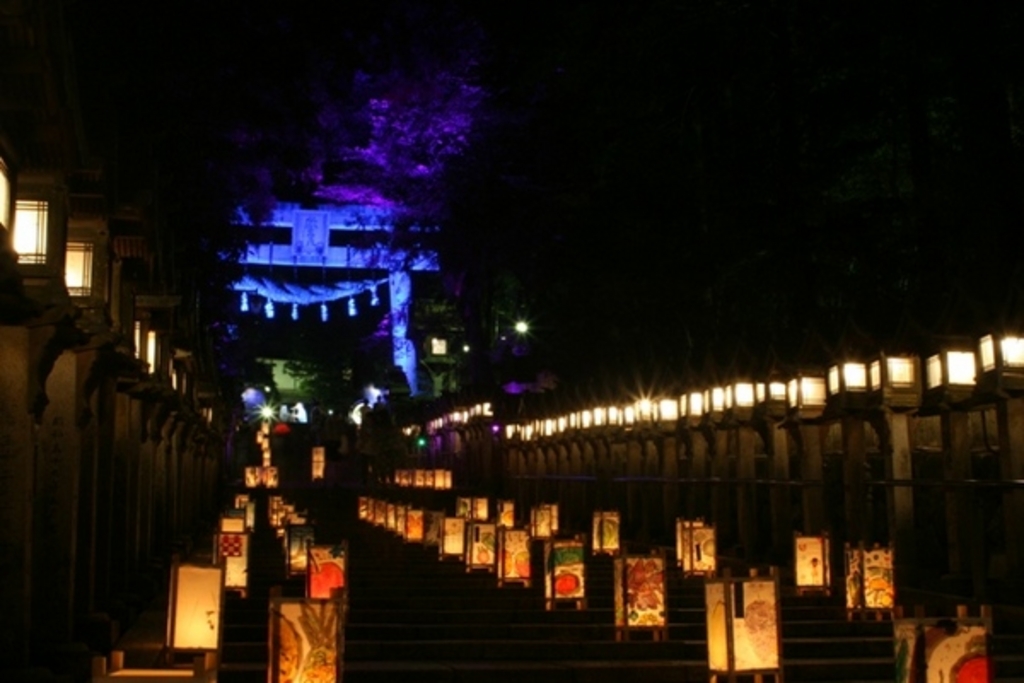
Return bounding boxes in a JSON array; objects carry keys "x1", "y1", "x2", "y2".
[
  {"x1": 786, "y1": 371, "x2": 828, "y2": 420},
  {"x1": 923, "y1": 338, "x2": 977, "y2": 409},
  {"x1": 977, "y1": 332, "x2": 1024, "y2": 395},
  {"x1": 684, "y1": 390, "x2": 705, "y2": 428},
  {"x1": 757, "y1": 370, "x2": 789, "y2": 421},
  {"x1": 868, "y1": 353, "x2": 921, "y2": 409}
]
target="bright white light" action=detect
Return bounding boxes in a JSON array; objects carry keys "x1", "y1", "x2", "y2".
[
  {"x1": 371, "y1": 286, "x2": 380, "y2": 306},
  {"x1": 241, "y1": 292, "x2": 249, "y2": 312},
  {"x1": 320, "y1": 303, "x2": 328, "y2": 322},
  {"x1": 259, "y1": 405, "x2": 275, "y2": 420},
  {"x1": 291, "y1": 303, "x2": 298, "y2": 321},
  {"x1": 514, "y1": 320, "x2": 528, "y2": 334},
  {"x1": 265, "y1": 301, "x2": 275, "y2": 319},
  {"x1": 348, "y1": 298, "x2": 357, "y2": 317}
]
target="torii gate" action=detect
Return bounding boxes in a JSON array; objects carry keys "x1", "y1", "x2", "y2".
[{"x1": 231, "y1": 202, "x2": 439, "y2": 395}]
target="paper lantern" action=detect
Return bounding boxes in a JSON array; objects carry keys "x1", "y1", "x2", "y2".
[
  {"x1": 385, "y1": 503, "x2": 398, "y2": 532},
  {"x1": 311, "y1": 446, "x2": 326, "y2": 480},
  {"x1": 405, "y1": 508, "x2": 425, "y2": 543},
  {"x1": 472, "y1": 497, "x2": 489, "y2": 521},
  {"x1": 614, "y1": 550, "x2": 667, "y2": 639},
  {"x1": 530, "y1": 503, "x2": 559, "y2": 539},
  {"x1": 705, "y1": 570, "x2": 782, "y2": 678},
  {"x1": 434, "y1": 469, "x2": 452, "y2": 490},
  {"x1": 307, "y1": 543, "x2": 347, "y2": 600},
  {"x1": 244, "y1": 501, "x2": 256, "y2": 532},
  {"x1": 795, "y1": 532, "x2": 832, "y2": 594},
  {"x1": 357, "y1": 497, "x2": 370, "y2": 521},
  {"x1": 440, "y1": 516, "x2": 466, "y2": 560},
  {"x1": 286, "y1": 525, "x2": 316, "y2": 576},
  {"x1": 423, "y1": 510, "x2": 445, "y2": 547},
  {"x1": 455, "y1": 497, "x2": 471, "y2": 518},
  {"x1": 893, "y1": 607, "x2": 993, "y2": 683},
  {"x1": 215, "y1": 532, "x2": 249, "y2": 597},
  {"x1": 465, "y1": 522, "x2": 497, "y2": 571},
  {"x1": 413, "y1": 469, "x2": 426, "y2": 487},
  {"x1": 395, "y1": 504, "x2": 409, "y2": 539},
  {"x1": 396, "y1": 469, "x2": 412, "y2": 487},
  {"x1": 373, "y1": 500, "x2": 387, "y2": 527},
  {"x1": 263, "y1": 466, "x2": 280, "y2": 488},
  {"x1": 497, "y1": 500, "x2": 515, "y2": 528},
  {"x1": 166, "y1": 563, "x2": 224, "y2": 655},
  {"x1": 544, "y1": 535, "x2": 587, "y2": 610},
  {"x1": 244, "y1": 467, "x2": 262, "y2": 488},
  {"x1": 424, "y1": 469, "x2": 436, "y2": 489},
  {"x1": 497, "y1": 527, "x2": 531, "y2": 587},
  {"x1": 846, "y1": 543, "x2": 895, "y2": 612},
  {"x1": 269, "y1": 595, "x2": 345, "y2": 683},
  {"x1": 234, "y1": 494, "x2": 250, "y2": 509},
  {"x1": 676, "y1": 518, "x2": 716, "y2": 576},
  {"x1": 219, "y1": 514, "x2": 246, "y2": 534},
  {"x1": 592, "y1": 510, "x2": 621, "y2": 555}
]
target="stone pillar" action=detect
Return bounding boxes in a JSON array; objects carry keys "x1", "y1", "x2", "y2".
[
  {"x1": 662, "y1": 436, "x2": 679, "y2": 541},
  {"x1": 712, "y1": 427, "x2": 731, "y2": 545},
  {"x1": 996, "y1": 397, "x2": 1024, "y2": 589},
  {"x1": 736, "y1": 424, "x2": 757, "y2": 560},
  {"x1": 882, "y1": 410, "x2": 916, "y2": 587},
  {"x1": 642, "y1": 439, "x2": 660, "y2": 541},
  {"x1": 842, "y1": 415, "x2": 867, "y2": 544},
  {"x1": 75, "y1": 373, "x2": 105, "y2": 618},
  {"x1": 799, "y1": 424, "x2": 825, "y2": 533},
  {"x1": 625, "y1": 440, "x2": 642, "y2": 538},
  {"x1": 94, "y1": 383, "x2": 117, "y2": 611},
  {"x1": 33, "y1": 348, "x2": 92, "y2": 648},
  {"x1": 687, "y1": 428, "x2": 710, "y2": 520},
  {"x1": 769, "y1": 421, "x2": 791, "y2": 560},
  {"x1": 0, "y1": 326, "x2": 43, "y2": 667}
]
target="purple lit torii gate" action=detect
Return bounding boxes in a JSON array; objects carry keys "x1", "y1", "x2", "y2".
[{"x1": 231, "y1": 202, "x2": 439, "y2": 395}]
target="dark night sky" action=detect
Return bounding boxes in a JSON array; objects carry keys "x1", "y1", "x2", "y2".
[{"x1": 67, "y1": 1, "x2": 1024, "y2": 397}]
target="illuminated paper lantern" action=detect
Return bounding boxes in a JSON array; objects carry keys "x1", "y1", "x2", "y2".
[
  {"x1": 424, "y1": 469, "x2": 436, "y2": 489},
  {"x1": 472, "y1": 497, "x2": 489, "y2": 521},
  {"x1": 219, "y1": 514, "x2": 246, "y2": 534},
  {"x1": 244, "y1": 467, "x2": 262, "y2": 488},
  {"x1": 794, "y1": 532, "x2": 832, "y2": 594},
  {"x1": 423, "y1": 510, "x2": 445, "y2": 547},
  {"x1": 497, "y1": 527, "x2": 531, "y2": 587},
  {"x1": 592, "y1": 510, "x2": 621, "y2": 555},
  {"x1": 373, "y1": 500, "x2": 387, "y2": 526},
  {"x1": 357, "y1": 497, "x2": 370, "y2": 521},
  {"x1": 215, "y1": 532, "x2": 249, "y2": 597},
  {"x1": 269, "y1": 595, "x2": 345, "y2": 683},
  {"x1": 287, "y1": 525, "x2": 316, "y2": 576},
  {"x1": 395, "y1": 504, "x2": 408, "y2": 539},
  {"x1": 405, "y1": 508, "x2": 425, "y2": 543},
  {"x1": 544, "y1": 535, "x2": 587, "y2": 610},
  {"x1": 434, "y1": 469, "x2": 451, "y2": 490},
  {"x1": 234, "y1": 494, "x2": 250, "y2": 509},
  {"x1": 497, "y1": 500, "x2": 515, "y2": 528},
  {"x1": 264, "y1": 466, "x2": 280, "y2": 488},
  {"x1": 466, "y1": 522, "x2": 497, "y2": 571},
  {"x1": 614, "y1": 550, "x2": 667, "y2": 639},
  {"x1": 311, "y1": 446, "x2": 326, "y2": 480},
  {"x1": 455, "y1": 497, "x2": 472, "y2": 518},
  {"x1": 166, "y1": 563, "x2": 224, "y2": 656},
  {"x1": 413, "y1": 469, "x2": 426, "y2": 487},
  {"x1": 244, "y1": 501, "x2": 256, "y2": 532},
  {"x1": 530, "y1": 503, "x2": 558, "y2": 539},
  {"x1": 396, "y1": 469, "x2": 412, "y2": 487},
  {"x1": 705, "y1": 570, "x2": 782, "y2": 678},
  {"x1": 676, "y1": 518, "x2": 716, "y2": 576},
  {"x1": 385, "y1": 503, "x2": 397, "y2": 532},
  {"x1": 441, "y1": 516, "x2": 466, "y2": 560},
  {"x1": 307, "y1": 543, "x2": 347, "y2": 600},
  {"x1": 893, "y1": 607, "x2": 993, "y2": 683},
  {"x1": 846, "y1": 543, "x2": 895, "y2": 611}
]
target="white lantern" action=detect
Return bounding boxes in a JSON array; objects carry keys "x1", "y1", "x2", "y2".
[
  {"x1": 286, "y1": 525, "x2": 316, "y2": 577},
  {"x1": 497, "y1": 527, "x2": 532, "y2": 587},
  {"x1": 676, "y1": 518, "x2": 716, "y2": 576},
  {"x1": 311, "y1": 446, "x2": 326, "y2": 480},
  {"x1": 268, "y1": 595, "x2": 345, "y2": 683},
  {"x1": 166, "y1": 563, "x2": 224, "y2": 656},
  {"x1": 591, "y1": 510, "x2": 621, "y2": 556},
  {"x1": 705, "y1": 570, "x2": 782, "y2": 677},
  {"x1": 466, "y1": 522, "x2": 497, "y2": 571},
  {"x1": 440, "y1": 516, "x2": 466, "y2": 560},
  {"x1": 216, "y1": 531, "x2": 249, "y2": 598},
  {"x1": 497, "y1": 500, "x2": 515, "y2": 528},
  {"x1": 544, "y1": 535, "x2": 587, "y2": 610},
  {"x1": 794, "y1": 532, "x2": 831, "y2": 594}
]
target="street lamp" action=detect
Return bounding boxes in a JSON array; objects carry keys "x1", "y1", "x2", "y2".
[
  {"x1": 922, "y1": 336, "x2": 977, "y2": 409},
  {"x1": 977, "y1": 332, "x2": 1024, "y2": 395}
]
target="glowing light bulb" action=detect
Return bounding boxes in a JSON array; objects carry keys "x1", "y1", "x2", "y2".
[
  {"x1": 371, "y1": 286, "x2": 380, "y2": 306},
  {"x1": 265, "y1": 301, "x2": 275, "y2": 319},
  {"x1": 348, "y1": 298, "x2": 357, "y2": 317},
  {"x1": 240, "y1": 292, "x2": 249, "y2": 312},
  {"x1": 291, "y1": 303, "x2": 298, "y2": 321},
  {"x1": 320, "y1": 303, "x2": 328, "y2": 322}
]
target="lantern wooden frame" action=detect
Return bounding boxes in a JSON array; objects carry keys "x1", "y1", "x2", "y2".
[
  {"x1": 268, "y1": 592, "x2": 346, "y2": 683},
  {"x1": 423, "y1": 510, "x2": 445, "y2": 548},
  {"x1": 591, "y1": 510, "x2": 621, "y2": 556},
  {"x1": 676, "y1": 518, "x2": 716, "y2": 576},
  {"x1": 455, "y1": 496, "x2": 472, "y2": 518},
  {"x1": 357, "y1": 496, "x2": 370, "y2": 521},
  {"x1": 465, "y1": 521, "x2": 498, "y2": 572},
  {"x1": 244, "y1": 466, "x2": 261, "y2": 488},
  {"x1": 214, "y1": 530, "x2": 249, "y2": 598},
  {"x1": 705, "y1": 568, "x2": 784, "y2": 682},
  {"x1": 165, "y1": 562, "x2": 225, "y2": 663},
  {"x1": 614, "y1": 549, "x2": 667, "y2": 641},
  {"x1": 544, "y1": 534, "x2": 587, "y2": 611},
  {"x1": 530, "y1": 503, "x2": 559, "y2": 539},
  {"x1": 497, "y1": 499, "x2": 515, "y2": 528},
  {"x1": 496, "y1": 527, "x2": 532, "y2": 587},
  {"x1": 845, "y1": 542, "x2": 896, "y2": 616},
  {"x1": 794, "y1": 532, "x2": 831, "y2": 595},
  {"x1": 405, "y1": 508, "x2": 425, "y2": 543},
  {"x1": 471, "y1": 497, "x2": 489, "y2": 521}
]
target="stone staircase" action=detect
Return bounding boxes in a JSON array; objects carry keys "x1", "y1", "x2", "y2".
[{"x1": 214, "y1": 485, "x2": 1024, "y2": 682}]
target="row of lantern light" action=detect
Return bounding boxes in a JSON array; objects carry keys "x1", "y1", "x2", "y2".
[{"x1": 420, "y1": 332, "x2": 1024, "y2": 442}]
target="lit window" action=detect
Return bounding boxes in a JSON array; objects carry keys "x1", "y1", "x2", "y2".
[
  {"x1": 431, "y1": 337, "x2": 448, "y2": 355},
  {"x1": 65, "y1": 241, "x2": 94, "y2": 296},
  {"x1": 14, "y1": 200, "x2": 48, "y2": 264}
]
